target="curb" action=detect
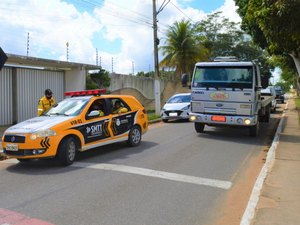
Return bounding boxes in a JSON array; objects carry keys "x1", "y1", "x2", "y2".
[
  {"x1": 240, "y1": 100, "x2": 289, "y2": 225},
  {"x1": 149, "y1": 118, "x2": 162, "y2": 124}
]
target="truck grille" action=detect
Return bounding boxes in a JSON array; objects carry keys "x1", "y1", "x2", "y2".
[{"x1": 204, "y1": 107, "x2": 236, "y2": 115}]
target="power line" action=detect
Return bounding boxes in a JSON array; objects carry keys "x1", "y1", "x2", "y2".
[{"x1": 169, "y1": 1, "x2": 194, "y2": 22}]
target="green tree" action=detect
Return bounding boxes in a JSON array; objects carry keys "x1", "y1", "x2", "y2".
[
  {"x1": 87, "y1": 68, "x2": 111, "y2": 89},
  {"x1": 271, "y1": 55, "x2": 300, "y2": 94},
  {"x1": 194, "y1": 11, "x2": 273, "y2": 78},
  {"x1": 234, "y1": 0, "x2": 300, "y2": 77},
  {"x1": 159, "y1": 19, "x2": 207, "y2": 79}
]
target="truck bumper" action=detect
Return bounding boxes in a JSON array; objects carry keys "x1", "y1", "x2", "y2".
[{"x1": 189, "y1": 112, "x2": 258, "y2": 126}]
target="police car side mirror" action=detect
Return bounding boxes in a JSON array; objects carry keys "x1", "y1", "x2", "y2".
[{"x1": 88, "y1": 110, "x2": 100, "y2": 118}]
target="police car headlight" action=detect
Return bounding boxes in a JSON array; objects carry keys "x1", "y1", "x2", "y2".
[{"x1": 30, "y1": 129, "x2": 56, "y2": 140}]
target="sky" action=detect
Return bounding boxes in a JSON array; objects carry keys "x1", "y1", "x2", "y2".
[
  {"x1": 0, "y1": 0, "x2": 281, "y2": 82},
  {"x1": 0, "y1": 0, "x2": 244, "y2": 73}
]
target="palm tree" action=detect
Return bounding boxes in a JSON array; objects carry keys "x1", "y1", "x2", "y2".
[{"x1": 159, "y1": 19, "x2": 208, "y2": 79}]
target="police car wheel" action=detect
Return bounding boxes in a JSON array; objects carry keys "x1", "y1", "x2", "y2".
[
  {"x1": 127, "y1": 126, "x2": 141, "y2": 147},
  {"x1": 58, "y1": 137, "x2": 77, "y2": 166}
]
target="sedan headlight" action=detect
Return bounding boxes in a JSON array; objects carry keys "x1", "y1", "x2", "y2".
[
  {"x1": 182, "y1": 105, "x2": 190, "y2": 110},
  {"x1": 30, "y1": 129, "x2": 56, "y2": 140}
]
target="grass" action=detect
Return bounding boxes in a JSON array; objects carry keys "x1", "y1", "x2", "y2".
[{"x1": 147, "y1": 114, "x2": 161, "y2": 121}]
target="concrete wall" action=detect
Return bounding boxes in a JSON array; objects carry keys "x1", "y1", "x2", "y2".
[
  {"x1": 108, "y1": 73, "x2": 190, "y2": 111},
  {"x1": 108, "y1": 73, "x2": 166, "y2": 99},
  {"x1": 65, "y1": 69, "x2": 86, "y2": 92}
]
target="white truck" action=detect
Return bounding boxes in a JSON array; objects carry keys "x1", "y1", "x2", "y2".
[{"x1": 189, "y1": 57, "x2": 274, "y2": 137}]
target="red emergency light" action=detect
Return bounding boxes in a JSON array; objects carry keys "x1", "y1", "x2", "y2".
[{"x1": 64, "y1": 89, "x2": 106, "y2": 97}]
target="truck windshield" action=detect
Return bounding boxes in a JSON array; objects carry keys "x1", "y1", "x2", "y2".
[{"x1": 192, "y1": 66, "x2": 253, "y2": 89}]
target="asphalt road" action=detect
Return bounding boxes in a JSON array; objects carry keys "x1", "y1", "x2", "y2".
[{"x1": 0, "y1": 108, "x2": 282, "y2": 225}]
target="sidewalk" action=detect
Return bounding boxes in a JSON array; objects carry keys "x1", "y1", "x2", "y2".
[{"x1": 251, "y1": 97, "x2": 300, "y2": 225}]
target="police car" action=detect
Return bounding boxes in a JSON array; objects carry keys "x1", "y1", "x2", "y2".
[{"x1": 1, "y1": 89, "x2": 148, "y2": 165}]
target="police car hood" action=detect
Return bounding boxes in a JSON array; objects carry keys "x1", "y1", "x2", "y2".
[{"x1": 5, "y1": 116, "x2": 74, "y2": 133}]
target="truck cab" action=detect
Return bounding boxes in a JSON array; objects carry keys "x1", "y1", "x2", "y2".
[{"x1": 189, "y1": 57, "x2": 272, "y2": 137}]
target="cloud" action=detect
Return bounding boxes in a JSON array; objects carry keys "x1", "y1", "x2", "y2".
[
  {"x1": 0, "y1": 0, "x2": 242, "y2": 74},
  {"x1": 0, "y1": 0, "x2": 101, "y2": 62}
]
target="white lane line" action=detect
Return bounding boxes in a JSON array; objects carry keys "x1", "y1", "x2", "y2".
[
  {"x1": 72, "y1": 162, "x2": 232, "y2": 190},
  {"x1": 1, "y1": 159, "x2": 232, "y2": 190},
  {"x1": 0, "y1": 159, "x2": 18, "y2": 164}
]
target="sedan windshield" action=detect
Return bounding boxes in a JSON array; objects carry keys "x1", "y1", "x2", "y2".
[
  {"x1": 192, "y1": 66, "x2": 253, "y2": 89},
  {"x1": 167, "y1": 95, "x2": 191, "y2": 103},
  {"x1": 45, "y1": 98, "x2": 89, "y2": 116}
]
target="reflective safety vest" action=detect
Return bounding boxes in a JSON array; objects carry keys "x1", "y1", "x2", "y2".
[
  {"x1": 37, "y1": 96, "x2": 56, "y2": 116},
  {"x1": 112, "y1": 107, "x2": 128, "y2": 114}
]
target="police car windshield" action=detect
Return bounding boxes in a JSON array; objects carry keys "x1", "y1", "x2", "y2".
[
  {"x1": 192, "y1": 66, "x2": 253, "y2": 89},
  {"x1": 45, "y1": 98, "x2": 89, "y2": 116}
]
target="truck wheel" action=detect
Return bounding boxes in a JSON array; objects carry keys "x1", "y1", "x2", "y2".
[
  {"x1": 127, "y1": 125, "x2": 141, "y2": 147},
  {"x1": 57, "y1": 137, "x2": 77, "y2": 166},
  {"x1": 194, "y1": 123, "x2": 205, "y2": 133},
  {"x1": 249, "y1": 121, "x2": 259, "y2": 137},
  {"x1": 263, "y1": 106, "x2": 270, "y2": 122}
]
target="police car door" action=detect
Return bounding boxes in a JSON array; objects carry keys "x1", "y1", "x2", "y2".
[
  {"x1": 82, "y1": 99, "x2": 111, "y2": 144},
  {"x1": 109, "y1": 98, "x2": 135, "y2": 138}
]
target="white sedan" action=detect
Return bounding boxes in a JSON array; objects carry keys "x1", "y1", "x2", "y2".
[{"x1": 160, "y1": 93, "x2": 191, "y2": 122}]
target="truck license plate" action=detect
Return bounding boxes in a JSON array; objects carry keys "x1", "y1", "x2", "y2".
[
  {"x1": 211, "y1": 116, "x2": 226, "y2": 122},
  {"x1": 6, "y1": 143, "x2": 18, "y2": 151}
]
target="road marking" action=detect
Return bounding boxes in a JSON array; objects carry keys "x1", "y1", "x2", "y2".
[
  {"x1": 0, "y1": 208, "x2": 54, "y2": 225},
  {"x1": 0, "y1": 159, "x2": 232, "y2": 190},
  {"x1": 72, "y1": 162, "x2": 232, "y2": 190}
]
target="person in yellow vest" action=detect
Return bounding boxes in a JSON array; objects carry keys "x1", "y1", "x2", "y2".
[
  {"x1": 112, "y1": 100, "x2": 128, "y2": 114},
  {"x1": 37, "y1": 89, "x2": 56, "y2": 116},
  {"x1": 91, "y1": 103, "x2": 105, "y2": 117}
]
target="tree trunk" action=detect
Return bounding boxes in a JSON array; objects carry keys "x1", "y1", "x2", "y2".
[{"x1": 290, "y1": 51, "x2": 300, "y2": 78}]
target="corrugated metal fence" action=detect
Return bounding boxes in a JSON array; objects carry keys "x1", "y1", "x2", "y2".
[
  {"x1": 16, "y1": 68, "x2": 64, "y2": 122},
  {"x1": 0, "y1": 67, "x2": 13, "y2": 125},
  {"x1": 0, "y1": 67, "x2": 64, "y2": 125}
]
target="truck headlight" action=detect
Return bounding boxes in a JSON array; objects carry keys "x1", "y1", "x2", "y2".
[
  {"x1": 190, "y1": 115, "x2": 197, "y2": 121},
  {"x1": 244, "y1": 119, "x2": 251, "y2": 125},
  {"x1": 30, "y1": 129, "x2": 56, "y2": 140}
]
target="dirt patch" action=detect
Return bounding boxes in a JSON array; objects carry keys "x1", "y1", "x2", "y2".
[{"x1": 211, "y1": 149, "x2": 267, "y2": 225}]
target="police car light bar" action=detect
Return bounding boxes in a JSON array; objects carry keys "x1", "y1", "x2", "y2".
[{"x1": 64, "y1": 89, "x2": 106, "y2": 97}]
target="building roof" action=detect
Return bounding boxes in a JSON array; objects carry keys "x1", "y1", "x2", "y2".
[{"x1": 5, "y1": 53, "x2": 101, "y2": 71}]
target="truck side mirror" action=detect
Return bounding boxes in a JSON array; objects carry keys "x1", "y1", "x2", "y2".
[{"x1": 261, "y1": 76, "x2": 269, "y2": 89}]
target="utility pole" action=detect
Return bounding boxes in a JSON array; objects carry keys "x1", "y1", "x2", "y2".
[
  {"x1": 96, "y1": 48, "x2": 98, "y2": 65},
  {"x1": 152, "y1": 0, "x2": 160, "y2": 115},
  {"x1": 26, "y1": 32, "x2": 29, "y2": 57},
  {"x1": 66, "y1": 42, "x2": 69, "y2": 62},
  {"x1": 132, "y1": 61, "x2": 134, "y2": 75}
]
